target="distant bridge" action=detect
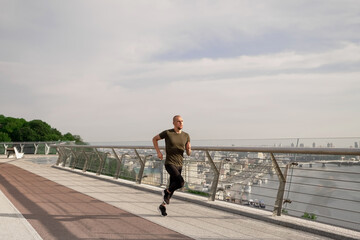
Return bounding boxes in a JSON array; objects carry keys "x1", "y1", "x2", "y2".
[{"x1": 298, "y1": 159, "x2": 360, "y2": 167}]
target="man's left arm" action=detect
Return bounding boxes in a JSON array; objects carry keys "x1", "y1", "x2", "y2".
[{"x1": 186, "y1": 141, "x2": 191, "y2": 156}]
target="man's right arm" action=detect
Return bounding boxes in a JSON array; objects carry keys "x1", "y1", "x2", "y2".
[{"x1": 152, "y1": 135, "x2": 163, "y2": 160}]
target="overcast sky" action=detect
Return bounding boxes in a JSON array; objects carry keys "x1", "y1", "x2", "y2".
[{"x1": 1, "y1": 0, "x2": 359, "y2": 143}]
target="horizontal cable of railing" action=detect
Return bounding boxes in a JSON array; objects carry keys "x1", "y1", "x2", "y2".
[
  {"x1": 289, "y1": 175, "x2": 360, "y2": 184},
  {"x1": 288, "y1": 168, "x2": 360, "y2": 175},
  {"x1": 285, "y1": 190, "x2": 360, "y2": 203},
  {"x1": 286, "y1": 181, "x2": 359, "y2": 192},
  {"x1": 288, "y1": 199, "x2": 360, "y2": 215}
]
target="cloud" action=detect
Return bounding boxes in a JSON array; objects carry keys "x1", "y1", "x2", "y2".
[
  {"x1": 112, "y1": 42, "x2": 360, "y2": 89},
  {"x1": 1, "y1": 1, "x2": 359, "y2": 142}
]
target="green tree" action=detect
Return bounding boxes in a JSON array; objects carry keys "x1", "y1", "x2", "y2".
[
  {"x1": 73, "y1": 135, "x2": 83, "y2": 144},
  {"x1": 0, "y1": 115, "x2": 84, "y2": 143},
  {"x1": 12, "y1": 127, "x2": 38, "y2": 141},
  {"x1": 28, "y1": 120, "x2": 52, "y2": 141},
  {"x1": 3, "y1": 117, "x2": 26, "y2": 138},
  {"x1": 63, "y1": 132, "x2": 83, "y2": 143},
  {"x1": 63, "y1": 132, "x2": 75, "y2": 141},
  {"x1": 0, "y1": 132, "x2": 11, "y2": 142},
  {"x1": 0, "y1": 115, "x2": 6, "y2": 126}
]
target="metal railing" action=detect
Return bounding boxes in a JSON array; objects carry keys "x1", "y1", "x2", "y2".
[
  {"x1": 51, "y1": 144, "x2": 360, "y2": 231},
  {"x1": 0, "y1": 141, "x2": 72, "y2": 155}
]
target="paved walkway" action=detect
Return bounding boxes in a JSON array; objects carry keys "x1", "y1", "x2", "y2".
[{"x1": 0, "y1": 155, "x2": 359, "y2": 240}]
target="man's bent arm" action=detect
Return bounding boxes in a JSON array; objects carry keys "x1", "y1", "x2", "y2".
[
  {"x1": 186, "y1": 141, "x2": 191, "y2": 156},
  {"x1": 152, "y1": 135, "x2": 163, "y2": 160}
]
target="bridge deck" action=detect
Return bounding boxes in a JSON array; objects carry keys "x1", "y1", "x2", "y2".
[{"x1": 0, "y1": 156, "x2": 359, "y2": 240}]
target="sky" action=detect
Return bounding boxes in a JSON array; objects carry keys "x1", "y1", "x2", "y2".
[{"x1": 1, "y1": 0, "x2": 360, "y2": 143}]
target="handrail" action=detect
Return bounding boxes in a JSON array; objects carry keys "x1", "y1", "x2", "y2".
[{"x1": 51, "y1": 144, "x2": 360, "y2": 155}]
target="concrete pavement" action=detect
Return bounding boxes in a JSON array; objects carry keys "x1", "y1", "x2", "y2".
[
  {"x1": 0, "y1": 187, "x2": 42, "y2": 240},
  {"x1": 1, "y1": 155, "x2": 359, "y2": 240},
  {"x1": 0, "y1": 158, "x2": 190, "y2": 239}
]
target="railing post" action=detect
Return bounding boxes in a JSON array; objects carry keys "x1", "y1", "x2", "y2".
[
  {"x1": 55, "y1": 147, "x2": 62, "y2": 165},
  {"x1": 82, "y1": 150, "x2": 90, "y2": 172},
  {"x1": 113, "y1": 150, "x2": 129, "y2": 179},
  {"x1": 62, "y1": 148, "x2": 72, "y2": 167},
  {"x1": 34, "y1": 143, "x2": 39, "y2": 154},
  {"x1": 59, "y1": 147, "x2": 66, "y2": 166},
  {"x1": 70, "y1": 149, "x2": 79, "y2": 169},
  {"x1": 206, "y1": 151, "x2": 220, "y2": 201},
  {"x1": 134, "y1": 149, "x2": 152, "y2": 184},
  {"x1": 4, "y1": 144, "x2": 8, "y2": 156},
  {"x1": 20, "y1": 144, "x2": 25, "y2": 153},
  {"x1": 270, "y1": 153, "x2": 287, "y2": 216},
  {"x1": 95, "y1": 148, "x2": 105, "y2": 175},
  {"x1": 45, "y1": 143, "x2": 50, "y2": 155},
  {"x1": 135, "y1": 149, "x2": 144, "y2": 183},
  {"x1": 112, "y1": 148, "x2": 121, "y2": 178}
]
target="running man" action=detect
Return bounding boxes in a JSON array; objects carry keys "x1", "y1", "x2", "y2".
[{"x1": 152, "y1": 115, "x2": 191, "y2": 216}]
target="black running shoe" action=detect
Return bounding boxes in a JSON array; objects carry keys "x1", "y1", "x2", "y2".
[
  {"x1": 158, "y1": 204, "x2": 167, "y2": 216},
  {"x1": 163, "y1": 189, "x2": 170, "y2": 205}
]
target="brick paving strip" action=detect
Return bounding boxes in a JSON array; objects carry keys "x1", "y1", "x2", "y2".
[{"x1": 0, "y1": 163, "x2": 193, "y2": 240}]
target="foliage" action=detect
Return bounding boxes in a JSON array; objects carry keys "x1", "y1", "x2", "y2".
[
  {"x1": 0, "y1": 114, "x2": 84, "y2": 143},
  {"x1": 186, "y1": 189, "x2": 210, "y2": 197},
  {"x1": 0, "y1": 132, "x2": 11, "y2": 142},
  {"x1": 302, "y1": 212, "x2": 317, "y2": 220}
]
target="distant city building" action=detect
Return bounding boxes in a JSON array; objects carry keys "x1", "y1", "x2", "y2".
[
  {"x1": 312, "y1": 142, "x2": 316, "y2": 148},
  {"x1": 355, "y1": 142, "x2": 359, "y2": 148},
  {"x1": 300, "y1": 143, "x2": 304, "y2": 148},
  {"x1": 247, "y1": 152, "x2": 264, "y2": 159}
]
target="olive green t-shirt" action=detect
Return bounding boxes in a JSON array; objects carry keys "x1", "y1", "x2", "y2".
[{"x1": 159, "y1": 129, "x2": 190, "y2": 166}]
